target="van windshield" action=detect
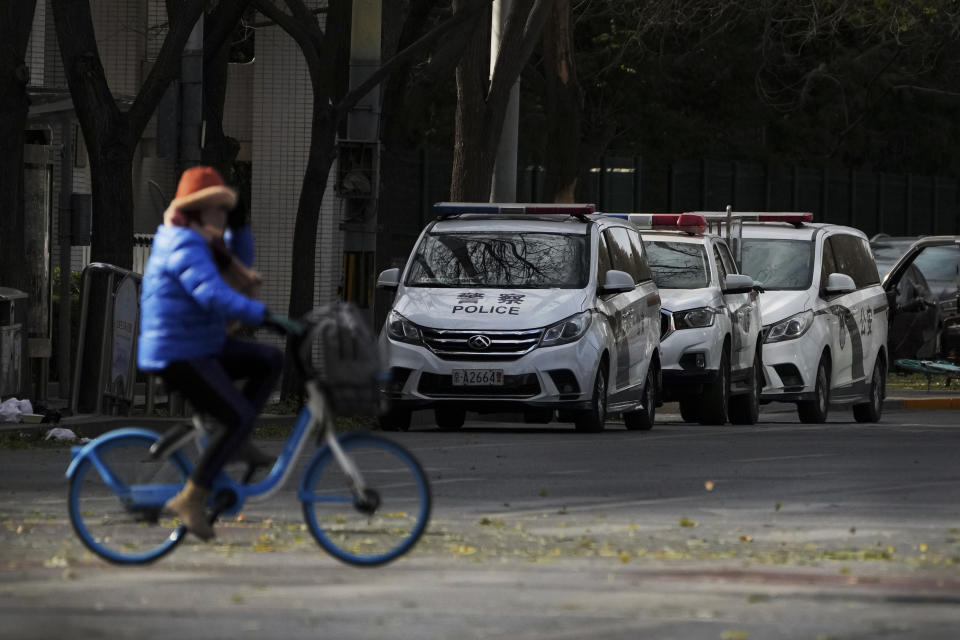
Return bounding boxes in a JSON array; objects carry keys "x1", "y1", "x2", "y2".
[
  {"x1": 740, "y1": 239, "x2": 814, "y2": 290},
  {"x1": 405, "y1": 232, "x2": 589, "y2": 288},
  {"x1": 645, "y1": 241, "x2": 710, "y2": 289}
]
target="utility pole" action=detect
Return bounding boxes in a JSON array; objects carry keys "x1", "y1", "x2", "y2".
[{"x1": 489, "y1": 0, "x2": 519, "y2": 203}]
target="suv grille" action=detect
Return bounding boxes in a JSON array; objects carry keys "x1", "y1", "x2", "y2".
[{"x1": 421, "y1": 327, "x2": 543, "y2": 361}]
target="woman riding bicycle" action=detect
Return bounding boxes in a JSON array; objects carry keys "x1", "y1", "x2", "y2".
[{"x1": 138, "y1": 166, "x2": 284, "y2": 541}]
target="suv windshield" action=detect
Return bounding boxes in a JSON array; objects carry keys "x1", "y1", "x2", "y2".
[
  {"x1": 645, "y1": 241, "x2": 710, "y2": 289},
  {"x1": 740, "y1": 239, "x2": 814, "y2": 290},
  {"x1": 405, "y1": 232, "x2": 588, "y2": 288}
]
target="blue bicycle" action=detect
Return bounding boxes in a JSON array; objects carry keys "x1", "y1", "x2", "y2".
[{"x1": 65, "y1": 306, "x2": 431, "y2": 566}]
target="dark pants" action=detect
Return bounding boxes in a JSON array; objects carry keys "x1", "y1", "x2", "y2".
[{"x1": 160, "y1": 338, "x2": 284, "y2": 488}]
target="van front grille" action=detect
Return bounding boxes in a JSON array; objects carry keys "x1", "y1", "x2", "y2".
[{"x1": 420, "y1": 327, "x2": 543, "y2": 361}]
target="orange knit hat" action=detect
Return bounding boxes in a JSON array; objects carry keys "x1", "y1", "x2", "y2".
[{"x1": 170, "y1": 166, "x2": 237, "y2": 212}]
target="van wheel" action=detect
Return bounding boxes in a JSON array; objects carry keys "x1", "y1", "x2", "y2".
[
  {"x1": 679, "y1": 400, "x2": 700, "y2": 422},
  {"x1": 378, "y1": 408, "x2": 412, "y2": 432},
  {"x1": 574, "y1": 367, "x2": 607, "y2": 433},
  {"x1": 435, "y1": 407, "x2": 465, "y2": 431},
  {"x1": 729, "y1": 350, "x2": 761, "y2": 425},
  {"x1": 798, "y1": 358, "x2": 830, "y2": 423},
  {"x1": 624, "y1": 365, "x2": 656, "y2": 431},
  {"x1": 853, "y1": 358, "x2": 885, "y2": 423},
  {"x1": 699, "y1": 347, "x2": 730, "y2": 425}
]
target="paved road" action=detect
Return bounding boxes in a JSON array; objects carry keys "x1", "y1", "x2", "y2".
[{"x1": 2, "y1": 407, "x2": 960, "y2": 639}]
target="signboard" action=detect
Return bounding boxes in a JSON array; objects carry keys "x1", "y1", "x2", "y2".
[{"x1": 108, "y1": 275, "x2": 138, "y2": 402}]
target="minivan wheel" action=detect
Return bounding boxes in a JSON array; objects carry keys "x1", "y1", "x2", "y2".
[
  {"x1": 574, "y1": 367, "x2": 607, "y2": 433},
  {"x1": 853, "y1": 358, "x2": 885, "y2": 423},
  {"x1": 729, "y1": 349, "x2": 761, "y2": 425},
  {"x1": 624, "y1": 365, "x2": 656, "y2": 431},
  {"x1": 700, "y1": 347, "x2": 730, "y2": 425},
  {"x1": 798, "y1": 358, "x2": 830, "y2": 424},
  {"x1": 679, "y1": 399, "x2": 700, "y2": 422},
  {"x1": 378, "y1": 408, "x2": 412, "y2": 432},
  {"x1": 435, "y1": 406, "x2": 466, "y2": 431}
]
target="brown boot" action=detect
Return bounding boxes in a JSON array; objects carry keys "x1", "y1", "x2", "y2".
[{"x1": 165, "y1": 480, "x2": 215, "y2": 541}]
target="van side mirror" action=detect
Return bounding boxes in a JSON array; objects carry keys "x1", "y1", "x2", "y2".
[
  {"x1": 376, "y1": 268, "x2": 400, "y2": 290},
  {"x1": 722, "y1": 274, "x2": 755, "y2": 295},
  {"x1": 600, "y1": 269, "x2": 635, "y2": 294},
  {"x1": 824, "y1": 272, "x2": 856, "y2": 296}
]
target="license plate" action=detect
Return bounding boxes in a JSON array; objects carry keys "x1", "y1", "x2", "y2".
[{"x1": 452, "y1": 369, "x2": 504, "y2": 386}]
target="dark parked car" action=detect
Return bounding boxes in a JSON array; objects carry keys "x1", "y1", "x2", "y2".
[
  {"x1": 875, "y1": 236, "x2": 960, "y2": 361},
  {"x1": 872, "y1": 235, "x2": 960, "y2": 300}
]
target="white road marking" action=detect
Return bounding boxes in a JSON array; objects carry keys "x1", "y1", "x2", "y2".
[{"x1": 730, "y1": 453, "x2": 839, "y2": 463}]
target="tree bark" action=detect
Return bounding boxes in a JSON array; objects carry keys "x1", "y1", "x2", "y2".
[
  {"x1": 201, "y1": 1, "x2": 251, "y2": 178},
  {"x1": 0, "y1": 0, "x2": 38, "y2": 292},
  {"x1": 541, "y1": 0, "x2": 581, "y2": 202},
  {"x1": 452, "y1": 8, "x2": 493, "y2": 201},
  {"x1": 450, "y1": 0, "x2": 553, "y2": 200},
  {"x1": 52, "y1": 0, "x2": 205, "y2": 268}
]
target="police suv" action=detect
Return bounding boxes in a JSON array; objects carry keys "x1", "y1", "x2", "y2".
[
  {"x1": 699, "y1": 211, "x2": 888, "y2": 423},
  {"x1": 376, "y1": 203, "x2": 662, "y2": 433},
  {"x1": 611, "y1": 213, "x2": 764, "y2": 425}
]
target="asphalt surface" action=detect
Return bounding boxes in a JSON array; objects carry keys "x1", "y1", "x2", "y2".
[{"x1": 2, "y1": 405, "x2": 960, "y2": 639}]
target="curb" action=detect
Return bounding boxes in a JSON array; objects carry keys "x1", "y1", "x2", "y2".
[
  {"x1": 1, "y1": 413, "x2": 298, "y2": 441},
  {"x1": 885, "y1": 397, "x2": 960, "y2": 410}
]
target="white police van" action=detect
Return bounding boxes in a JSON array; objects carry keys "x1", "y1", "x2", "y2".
[
  {"x1": 698, "y1": 210, "x2": 888, "y2": 423},
  {"x1": 610, "y1": 213, "x2": 764, "y2": 425},
  {"x1": 376, "y1": 203, "x2": 662, "y2": 433}
]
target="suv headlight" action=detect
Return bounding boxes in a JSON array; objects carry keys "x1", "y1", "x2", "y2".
[
  {"x1": 673, "y1": 307, "x2": 716, "y2": 330},
  {"x1": 540, "y1": 311, "x2": 593, "y2": 347},
  {"x1": 765, "y1": 310, "x2": 814, "y2": 343},
  {"x1": 386, "y1": 311, "x2": 422, "y2": 345}
]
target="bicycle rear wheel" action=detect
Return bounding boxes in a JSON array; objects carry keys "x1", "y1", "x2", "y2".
[
  {"x1": 68, "y1": 431, "x2": 191, "y2": 564},
  {"x1": 299, "y1": 433, "x2": 431, "y2": 566}
]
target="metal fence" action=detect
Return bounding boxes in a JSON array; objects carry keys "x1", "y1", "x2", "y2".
[{"x1": 520, "y1": 157, "x2": 960, "y2": 239}]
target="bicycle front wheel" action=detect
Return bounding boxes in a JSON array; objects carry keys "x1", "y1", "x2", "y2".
[
  {"x1": 68, "y1": 431, "x2": 190, "y2": 564},
  {"x1": 299, "y1": 433, "x2": 431, "y2": 566}
]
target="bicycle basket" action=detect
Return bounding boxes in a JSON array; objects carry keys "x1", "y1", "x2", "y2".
[{"x1": 299, "y1": 303, "x2": 384, "y2": 416}]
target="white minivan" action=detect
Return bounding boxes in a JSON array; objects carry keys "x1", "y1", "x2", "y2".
[
  {"x1": 615, "y1": 214, "x2": 764, "y2": 425},
  {"x1": 713, "y1": 213, "x2": 889, "y2": 423},
  {"x1": 376, "y1": 203, "x2": 663, "y2": 432}
]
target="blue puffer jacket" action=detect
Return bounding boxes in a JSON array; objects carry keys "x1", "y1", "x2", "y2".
[{"x1": 137, "y1": 225, "x2": 267, "y2": 371}]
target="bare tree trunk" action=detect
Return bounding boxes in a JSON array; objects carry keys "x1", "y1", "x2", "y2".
[
  {"x1": 450, "y1": 0, "x2": 553, "y2": 200},
  {"x1": 279, "y1": 108, "x2": 338, "y2": 399},
  {"x1": 202, "y1": 1, "x2": 251, "y2": 178},
  {"x1": 541, "y1": 0, "x2": 581, "y2": 202},
  {"x1": 0, "y1": 0, "x2": 38, "y2": 291},
  {"x1": 451, "y1": 4, "x2": 494, "y2": 200},
  {"x1": 52, "y1": 0, "x2": 205, "y2": 268}
]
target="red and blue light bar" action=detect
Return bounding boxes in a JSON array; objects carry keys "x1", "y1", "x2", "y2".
[
  {"x1": 434, "y1": 202, "x2": 596, "y2": 220},
  {"x1": 603, "y1": 213, "x2": 708, "y2": 235}
]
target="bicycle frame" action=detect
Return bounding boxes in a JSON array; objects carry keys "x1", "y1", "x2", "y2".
[{"x1": 66, "y1": 380, "x2": 368, "y2": 517}]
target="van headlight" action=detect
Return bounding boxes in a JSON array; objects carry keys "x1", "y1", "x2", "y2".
[
  {"x1": 765, "y1": 310, "x2": 814, "y2": 343},
  {"x1": 540, "y1": 311, "x2": 593, "y2": 347},
  {"x1": 386, "y1": 311, "x2": 422, "y2": 345},
  {"x1": 673, "y1": 307, "x2": 716, "y2": 330}
]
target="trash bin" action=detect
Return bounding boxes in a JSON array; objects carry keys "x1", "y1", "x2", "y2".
[{"x1": 0, "y1": 288, "x2": 28, "y2": 398}]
